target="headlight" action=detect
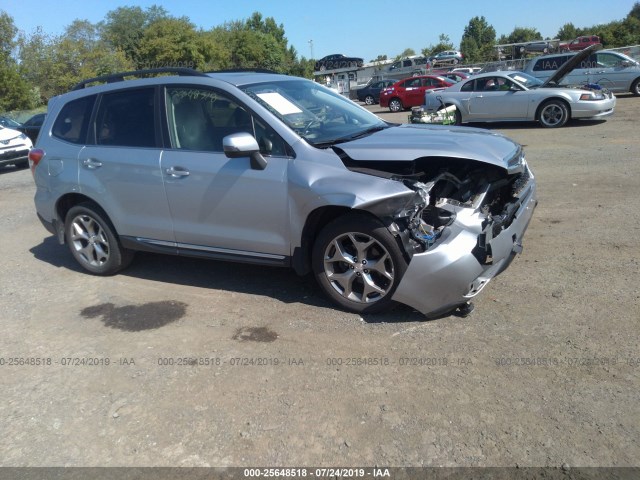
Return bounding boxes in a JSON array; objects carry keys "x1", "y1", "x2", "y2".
[{"x1": 580, "y1": 93, "x2": 605, "y2": 101}]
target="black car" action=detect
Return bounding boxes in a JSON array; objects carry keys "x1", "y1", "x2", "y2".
[
  {"x1": 314, "y1": 54, "x2": 364, "y2": 71},
  {"x1": 19, "y1": 113, "x2": 46, "y2": 143},
  {"x1": 356, "y1": 80, "x2": 395, "y2": 105}
]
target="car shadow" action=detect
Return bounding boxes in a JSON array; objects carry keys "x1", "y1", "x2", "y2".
[
  {"x1": 0, "y1": 164, "x2": 29, "y2": 175},
  {"x1": 465, "y1": 118, "x2": 608, "y2": 130},
  {"x1": 29, "y1": 237, "x2": 430, "y2": 323}
]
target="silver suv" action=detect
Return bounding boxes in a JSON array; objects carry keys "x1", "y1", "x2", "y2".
[{"x1": 31, "y1": 68, "x2": 537, "y2": 316}]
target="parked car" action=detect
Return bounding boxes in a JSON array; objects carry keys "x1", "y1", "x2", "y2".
[
  {"x1": 0, "y1": 125, "x2": 33, "y2": 168},
  {"x1": 30, "y1": 68, "x2": 536, "y2": 317},
  {"x1": 18, "y1": 113, "x2": 46, "y2": 143},
  {"x1": 440, "y1": 71, "x2": 470, "y2": 83},
  {"x1": 451, "y1": 67, "x2": 481, "y2": 75},
  {"x1": 379, "y1": 75, "x2": 454, "y2": 112},
  {"x1": 521, "y1": 40, "x2": 555, "y2": 54},
  {"x1": 314, "y1": 54, "x2": 364, "y2": 71},
  {"x1": 0, "y1": 115, "x2": 22, "y2": 129},
  {"x1": 559, "y1": 35, "x2": 601, "y2": 52},
  {"x1": 432, "y1": 51, "x2": 464, "y2": 65},
  {"x1": 385, "y1": 56, "x2": 431, "y2": 79},
  {"x1": 523, "y1": 44, "x2": 640, "y2": 95},
  {"x1": 426, "y1": 47, "x2": 616, "y2": 128},
  {"x1": 356, "y1": 79, "x2": 395, "y2": 105}
]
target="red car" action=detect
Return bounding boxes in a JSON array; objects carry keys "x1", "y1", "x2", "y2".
[
  {"x1": 559, "y1": 35, "x2": 601, "y2": 52},
  {"x1": 379, "y1": 75, "x2": 454, "y2": 112}
]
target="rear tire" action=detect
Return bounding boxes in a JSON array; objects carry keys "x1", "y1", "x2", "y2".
[
  {"x1": 364, "y1": 95, "x2": 375, "y2": 105},
  {"x1": 631, "y1": 78, "x2": 640, "y2": 96},
  {"x1": 64, "y1": 203, "x2": 133, "y2": 275},
  {"x1": 312, "y1": 214, "x2": 408, "y2": 313}
]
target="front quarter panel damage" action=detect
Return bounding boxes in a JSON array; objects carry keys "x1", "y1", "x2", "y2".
[{"x1": 332, "y1": 148, "x2": 537, "y2": 316}]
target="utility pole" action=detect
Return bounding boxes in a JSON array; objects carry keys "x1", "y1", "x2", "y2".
[{"x1": 308, "y1": 39, "x2": 314, "y2": 59}]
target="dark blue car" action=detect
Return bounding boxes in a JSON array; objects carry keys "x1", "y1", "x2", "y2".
[{"x1": 356, "y1": 80, "x2": 395, "y2": 105}]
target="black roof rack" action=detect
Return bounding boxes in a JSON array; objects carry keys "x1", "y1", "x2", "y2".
[
  {"x1": 72, "y1": 68, "x2": 208, "y2": 90},
  {"x1": 208, "y1": 68, "x2": 279, "y2": 74}
]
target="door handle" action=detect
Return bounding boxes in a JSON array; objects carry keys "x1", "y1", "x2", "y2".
[
  {"x1": 82, "y1": 158, "x2": 103, "y2": 169},
  {"x1": 165, "y1": 166, "x2": 190, "y2": 178},
  {"x1": 595, "y1": 70, "x2": 606, "y2": 74}
]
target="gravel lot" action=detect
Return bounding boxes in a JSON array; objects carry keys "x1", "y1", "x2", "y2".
[{"x1": 0, "y1": 96, "x2": 638, "y2": 470}]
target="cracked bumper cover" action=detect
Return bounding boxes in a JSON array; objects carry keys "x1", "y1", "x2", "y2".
[{"x1": 392, "y1": 181, "x2": 537, "y2": 315}]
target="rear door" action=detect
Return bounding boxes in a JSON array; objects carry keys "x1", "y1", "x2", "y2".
[
  {"x1": 160, "y1": 85, "x2": 291, "y2": 259},
  {"x1": 78, "y1": 87, "x2": 172, "y2": 242}
]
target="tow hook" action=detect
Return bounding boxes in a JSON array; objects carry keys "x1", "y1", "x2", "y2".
[
  {"x1": 512, "y1": 241, "x2": 523, "y2": 254},
  {"x1": 455, "y1": 302, "x2": 475, "y2": 318}
]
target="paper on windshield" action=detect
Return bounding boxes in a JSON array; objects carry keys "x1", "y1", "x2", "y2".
[
  {"x1": 257, "y1": 92, "x2": 302, "y2": 115},
  {"x1": 512, "y1": 75, "x2": 527, "y2": 83}
]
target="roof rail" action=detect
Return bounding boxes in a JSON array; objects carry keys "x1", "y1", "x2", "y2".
[
  {"x1": 72, "y1": 68, "x2": 208, "y2": 90},
  {"x1": 209, "y1": 68, "x2": 279, "y2": 74}
]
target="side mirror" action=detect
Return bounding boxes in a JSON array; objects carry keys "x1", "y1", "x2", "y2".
[{"x1": 223, "y1": 132, "x2": 267, "y2": 170}]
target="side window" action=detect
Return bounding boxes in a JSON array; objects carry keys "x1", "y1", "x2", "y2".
[
  {"x1": 461, "y1": 80, "x2": 474, "y2": 92},
  {"x1": 597, "y1": 53, "x2": 623, "y2": 68},
  {"x1": 52, "y1": 95, "x2": 96, "y2": 144},
  {"x1": 165, "y1": 87, "x2": 252, "y2": 152},
  {"x1": 95, "y1": 88, "x2": 156, "y2": 147},
  {"x1": 165, "y1": 87, "x2": 289, "y2": 156}
]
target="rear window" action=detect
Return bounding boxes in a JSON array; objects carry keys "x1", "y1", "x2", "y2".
[{"x1": 52, "y1": 95, "x2": 96, "y2": 144}]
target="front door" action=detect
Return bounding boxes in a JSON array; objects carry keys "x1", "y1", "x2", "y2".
[{"x1": 160, "y1": 86, "x2": 291, "y2": 259}]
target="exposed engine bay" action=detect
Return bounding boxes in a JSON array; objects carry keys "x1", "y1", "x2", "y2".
[{"x1": 336, "y1": 149, "x2": 531, "y2": 264}]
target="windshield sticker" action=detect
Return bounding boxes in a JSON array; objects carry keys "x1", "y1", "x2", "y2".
[
  {"x1": 513, "y1": 75, "x2": 527, "y2": 83},
  {"x1": 257, "y1": 92, "x2": 302, "y2": 115}
]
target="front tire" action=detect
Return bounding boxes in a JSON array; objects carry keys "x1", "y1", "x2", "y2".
[
  {"x1": 538, "y1": 99, "x2": 569, "y2": 128},
  {"x1": 312, "y1": 214, "x2": 408, "y2": 313},
  {"x1": 631, "y1": 78, "x2": 640, "y2": 96},
  {"x1": 388, "y1": 98, "x2": 403, "y2": 112},
  {"x1": 64, "y1": 203, "x2": 133, "y2": 275}
]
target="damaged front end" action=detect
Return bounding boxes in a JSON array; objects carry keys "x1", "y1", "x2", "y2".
[{"x1": 338, "y1": 146, "x2": 537, "y2": 316}]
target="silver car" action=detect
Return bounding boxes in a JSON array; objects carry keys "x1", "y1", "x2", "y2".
[
  {"x1": 523, "y1": 44, "x2": 640, "y2": 95},
  {"x1": 426, "y1": 46, "x2": 616, "y2": 128},
  {"x1": 31, "y1": 69, "x2": 536, "y2": 317}
]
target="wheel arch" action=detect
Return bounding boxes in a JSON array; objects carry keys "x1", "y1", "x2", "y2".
[
  {"x1": 535, "y1": 96, "x2": 572, "y2": 121},
  {"x1": 55, "y1": 193, "x2": 117, "y2": 243},
  {"x1": 293, "y1": 205, "x2": 372, "y2": 276}
]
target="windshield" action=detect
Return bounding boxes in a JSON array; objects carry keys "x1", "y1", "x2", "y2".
[
  {"x1": 508, "y1": 72, "x2": 544, "y2": 89},
  {"x1": 240, "y1": 79, "x2": 387, "y2": 147}
]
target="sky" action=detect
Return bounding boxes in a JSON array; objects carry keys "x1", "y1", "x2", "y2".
[{"x1": 2, "y1": 0, "x2": 636, "y2": 62}]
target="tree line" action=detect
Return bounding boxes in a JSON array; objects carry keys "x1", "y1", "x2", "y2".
[
  {"x1": 1, "y1": 3, "x2": 640, "y2": 111},
  {"x1": 0, "y1": 7, "x2": 315, "y2": 111}
]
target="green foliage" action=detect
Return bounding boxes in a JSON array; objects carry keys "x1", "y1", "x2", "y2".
[
  {"x1": 557, "y1": 23, "x2": 579, "y2": 40},
  {"x1": 395, "y1": 48, "x2": 416, "y2": 60},
  {"x1": 498, "y1": 26, "x2": 542, "y2": 44},
  {"x1": 460, "y1": 17, "x2": 496, "y2": 62}
]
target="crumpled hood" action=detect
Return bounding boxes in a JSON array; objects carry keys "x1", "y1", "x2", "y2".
[{"x1": 335, "y1": 124, "x2": 520, "y2": 170}]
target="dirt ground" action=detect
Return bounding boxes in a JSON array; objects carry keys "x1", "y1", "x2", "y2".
[{"x1": 0, "y1": 96, "x2": 638, "y2": 470}]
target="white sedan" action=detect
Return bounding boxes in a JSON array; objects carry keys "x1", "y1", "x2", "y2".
[{"x1": 425, "y1": 71, "x2": 616, "y2": 128}]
